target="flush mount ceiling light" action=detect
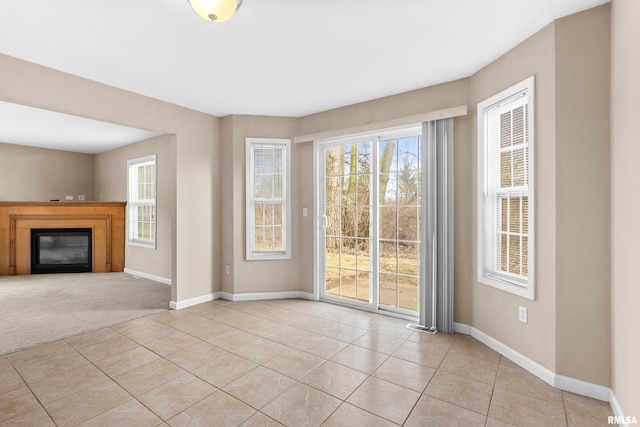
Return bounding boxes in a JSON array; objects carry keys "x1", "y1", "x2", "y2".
[{"x1": 188, "y1": 0, "x2": 243, "y2": 22}]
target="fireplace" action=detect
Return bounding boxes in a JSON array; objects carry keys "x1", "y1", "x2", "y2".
[{"x1": 30, "y1": 228, "x2": 92, "y2": 274}]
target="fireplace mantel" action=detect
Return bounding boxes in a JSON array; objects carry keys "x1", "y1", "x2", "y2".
[{"x1": 0, "y1": 201, "x2": 126, "y2": 275}]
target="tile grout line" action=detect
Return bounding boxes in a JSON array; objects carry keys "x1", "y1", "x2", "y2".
[
  {"x1": 162, "y1": 301, "x2": 462, "y2": 426},
  {"x1": 4, "y1": 354, "x2": 57, "y2": 426}
]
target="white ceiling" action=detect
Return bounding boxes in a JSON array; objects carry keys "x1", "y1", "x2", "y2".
[
  {"x1": 0, "y1": 0, "x2": 609, "y2": 153},
  {"x1": 0, "y1": 101, "x2": 160, "y2": 154}
]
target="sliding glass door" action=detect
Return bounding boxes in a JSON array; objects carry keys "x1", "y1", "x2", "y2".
[
  {"x1": 378, "y1": 135, "x2": 421, "y2": 313},
  {"x1": 317, "y1": 125, "x2": 422, "y2": 316},
  {"x1": 323, "y1": 140, "x2": 373, "y2": 305}
]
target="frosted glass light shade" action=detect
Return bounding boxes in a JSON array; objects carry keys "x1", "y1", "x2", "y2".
[{"x1": 188, "y1": 0, "x2": 242, "y2": 22}]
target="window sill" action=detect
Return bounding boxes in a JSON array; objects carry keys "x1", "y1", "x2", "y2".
[
  {"x1": 127, "y1": 240, "x2": 156, "y2": 250},
  {"x1": 478, "y1": 274, "x2": 534, "y2": 300},
  {"x1": 246, "y1": 252, "x2": 291, "y2": 261}
]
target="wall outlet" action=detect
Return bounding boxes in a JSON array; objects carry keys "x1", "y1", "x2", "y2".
[
  {"x1": 225, "y1": 264, "x2": 230, "y2": 275},
  {"x1": 519, "y1": 306, "x2": 528, "y2": 323},
  {"x1": 303, "y1": 207, "x2": 308, "y2": 217},
  {"x1": 65, "y1": 195, "x2": 73, "y2": 201},
  {"x1": 78, "y1": 195, "x2": 86, "y2": 201}
]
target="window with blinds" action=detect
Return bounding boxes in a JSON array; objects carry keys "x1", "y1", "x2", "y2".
[
  {"x1": 477, "y1": 77, "x2": 535, "y2": 299},
  {"x1": 246, "y1": 138, "x2": 292, "y2": 260},
  {"x1": 127, "y1": 154, "x2": 157, "y2": 248}
]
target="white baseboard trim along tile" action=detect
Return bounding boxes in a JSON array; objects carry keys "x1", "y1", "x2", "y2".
[
  {"x1": 170, "y1": 292, "x2": 220, "y2": 310},
  {"x1": 170, "y1": 290, "x2": 315, "y2": 310},
  {"x1": 454, "y1": 322, "x2": 630, "y2": 424},
  {"x1": 223, "y1": 291, "x2": 316, "y2": 302}
]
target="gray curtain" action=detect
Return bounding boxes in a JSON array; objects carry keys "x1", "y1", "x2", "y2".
[{"x1": 421, "y1": 118, "x2": 454, "y2": 333}]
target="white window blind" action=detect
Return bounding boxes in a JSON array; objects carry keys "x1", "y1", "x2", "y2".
[{"x1": 478, "y1": 77, "x2": 534, "y2": 299}]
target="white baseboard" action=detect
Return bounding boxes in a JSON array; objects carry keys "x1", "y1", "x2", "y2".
[
  {"x1": 469, "y1": 326, "x2": 555, "y2": 386},
  {"x1": 222, "y1": 291, "x2": 315, "y2": 302},
  {"x1": 218, "y1": 291, "x2": 234, "y2": 301},
  {"x1": 555, "y1": 374, "x2": 612, "y2": 402},
  {"x1": 453, "y1": 322, "x2": 471, "y2": 335},
  {"x1": 170, "y1": 290, "x2": 315, "y2": 309},
  {"x1": 298, "y1": 292, "x2": 317, "y2": 301},
  {"x1": 170, "y1": 292, "x2": 222, "y2": 310},
  {"x1": 124, "y1": 268, "x2": 171, "y2": 285},
  {"x1": 455, "y1": 322, "x2": 622, "y2": 415}
]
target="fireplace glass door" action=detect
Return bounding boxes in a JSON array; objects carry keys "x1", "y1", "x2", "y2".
[{"x1": 31, "y1": 228, "x2": 92, "y2": 274}]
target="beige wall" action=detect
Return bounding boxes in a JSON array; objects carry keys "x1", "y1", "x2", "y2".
[
  {"x1": 470, "y1": 22, "x2": 559, "y2": 372},
  {"x1": 220, "y1": 116, "x2": 234, "y2": 294},
  {"x1": 299, "y1": 80, "x2": 470, "y2": 137},
  {"x1": 295, "y1": 139, "x2": 315, "y2": 295},
  {"x1": 94, "y1": 135, "x2": 175, "y2": 281},
  {"x1": 468, "y1": 5, "x2": 612, "y2": 386},
  {"x1": 0, "y1": 142, "x2": 94, "y2": 201},
  {"x1": 0, "y1": 53, "x2": 219, "y2": 304},
  {"x1": 611, "y1": 0, "x2": 640, "y2": 418},
  {"x1": 554, "y1": 6, "x2": 611, "y2": 387},
  {"x1": 220, "y1": 115, "x2": 302, "y2": 295}
]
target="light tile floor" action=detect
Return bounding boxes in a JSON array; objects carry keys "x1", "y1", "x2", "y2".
[{"x1": 0, "y1": 299, "x2": 615, "y2": 426}]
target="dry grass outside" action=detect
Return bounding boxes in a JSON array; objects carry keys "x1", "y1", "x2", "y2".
[
  {"x1": 325, "y1": 249, "x2": 419, "y2": 276},
  {"x1": 324, "y1": 250, "x2": 419, "y2": 311}
]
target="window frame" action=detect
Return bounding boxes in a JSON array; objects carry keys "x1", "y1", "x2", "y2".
[
  {"x1": 245, "y1": 137, "x2": 292, "y2": 261},
  {"x1": 127, "y1": 154, "x2": 157, "y2": 249},
  {"x1": 477, "y1": 76, "x2": 535, "y2": 300}
]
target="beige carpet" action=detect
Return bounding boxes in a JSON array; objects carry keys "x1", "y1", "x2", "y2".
[{"x1": 0, "y1": 272, "x2": 170, "y2": 355}]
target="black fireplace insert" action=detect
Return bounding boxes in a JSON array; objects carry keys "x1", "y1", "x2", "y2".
[{"x1": 30, "y1": 228, "x2": 92, "y2": 274}]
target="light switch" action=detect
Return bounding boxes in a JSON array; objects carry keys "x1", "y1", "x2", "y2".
[{"x1": 303, "y1": 208, "x2": 308, "y2": 217}]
